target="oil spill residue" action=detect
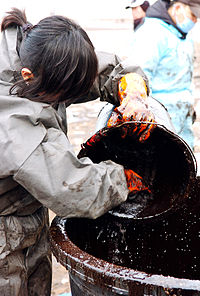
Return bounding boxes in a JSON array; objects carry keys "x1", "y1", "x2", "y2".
[
  {"x1": 71, "y1": 124, "x2": 199, "y2": 280},
  {"x1": 65, "y1": 189, "x2": 200, "y2": 280}
]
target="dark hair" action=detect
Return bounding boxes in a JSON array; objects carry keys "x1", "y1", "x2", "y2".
[
  {"x1": 141, "y1": 1, "x2": 150, "y2": 12},
  {"x1": 1, "y1": 8, "x2": 98, "y2": 104},
  {"x1": 161, "y1": 0, "x2": 176, "y2": 7}
]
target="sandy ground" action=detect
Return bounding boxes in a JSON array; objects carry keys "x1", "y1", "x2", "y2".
[{"x1": 49, "y1": 40, "x2": 200, "y2": 296}]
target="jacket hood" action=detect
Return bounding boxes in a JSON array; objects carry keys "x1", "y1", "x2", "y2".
[
  {"x1": 0, "y1": 27, "x2": 22, "y2": 86},
  {"x1": 146, "y1": 0, "x2": 187, "y2": 39}
]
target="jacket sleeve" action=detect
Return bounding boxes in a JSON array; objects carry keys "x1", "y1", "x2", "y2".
[
  {"x1": 77, "y1": 51, "x2": 150, "y2": 106},
  {"x1": 13, "y1": 125, "x2": 129, "y2": 219}
]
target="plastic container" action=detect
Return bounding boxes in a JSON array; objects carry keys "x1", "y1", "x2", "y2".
[
  {"x1": 50, "y1": 183, "x2": 200, "y2": 296},
  {"x1": 78, "y1": 122, "x2": 197, "y2": 220}
]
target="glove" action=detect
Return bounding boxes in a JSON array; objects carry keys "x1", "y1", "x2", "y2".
[
  {"x1": 124, "y1": 168, "x2": 151, "y2": 196},
  {"x1": 107, "y1": 73, "x2": 156, "y2": 142}
]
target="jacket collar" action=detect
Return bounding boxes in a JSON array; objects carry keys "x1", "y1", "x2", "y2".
[{"x1": 146, "y1": 0, "x2": 187, "y2": 39}]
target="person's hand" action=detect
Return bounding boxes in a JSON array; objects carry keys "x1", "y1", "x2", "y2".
[
  {"x1": 124, "y1": 168, "x2": 151, "y2": 196},
  {"x1": 107, "y1": 73, "x2": 156, "y2": 142}
]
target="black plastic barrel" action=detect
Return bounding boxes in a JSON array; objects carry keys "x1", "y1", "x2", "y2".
[
  {"x1": 50, "y1": 176, "x2": 200, "y2": 295},
  {"x1": 77, "y1": 98, "x2": 197, "y2": 220},
  {"x1": 78, "y1": 123, "x2": 197, "y2": 220},
  {"x1": 50, "y1": 98, "x2": 200, "y2": 295},
  {"x1": 50, "y1": 135, "x2": 200, "y2": 295}
]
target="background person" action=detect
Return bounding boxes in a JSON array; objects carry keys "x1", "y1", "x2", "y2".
[
  {"x1": 129, "y1": 0, "x2": 200, "y2": 150},
  {"x1": 126, "y1": 0, "x2": 150, "y2": 30}
]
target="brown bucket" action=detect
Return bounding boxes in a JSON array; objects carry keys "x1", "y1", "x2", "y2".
[{"x1": 78, "y1": 121, "x2": 197, "y2": 220}]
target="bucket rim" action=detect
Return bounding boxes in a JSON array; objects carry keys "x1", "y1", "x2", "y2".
[{"x1": 79, "y1": 121, "x2": 197, "y2": 175}]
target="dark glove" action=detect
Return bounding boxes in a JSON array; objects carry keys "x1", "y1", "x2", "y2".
[{"x1": 107, "y1": 73, "x2": 156, "y2": 142}]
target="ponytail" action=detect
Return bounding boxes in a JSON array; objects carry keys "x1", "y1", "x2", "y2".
[{"x1": 1, "y1": 8, "x2": 32, "y2": 33}]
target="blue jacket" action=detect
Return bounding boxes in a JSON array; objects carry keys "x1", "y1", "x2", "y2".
[
  {"x1": 132, "y1": 17, "x2": 194, "y2": 101},
  {"x1": 130, "y1": 16, "x2": 195, "y2": 149}
]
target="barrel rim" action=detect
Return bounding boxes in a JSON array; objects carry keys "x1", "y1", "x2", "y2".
[{"x1": 50, "y1": 216, "x2": 200, "y2": 292}]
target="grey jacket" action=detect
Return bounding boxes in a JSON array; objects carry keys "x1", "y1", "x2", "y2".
[{"x1": 0, "y1": 27, "x2": 150, "y2": 219}]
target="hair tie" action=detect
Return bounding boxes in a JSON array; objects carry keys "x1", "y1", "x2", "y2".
[{"x1": 22, "y1": 23, "x2": 33, "y2": 33}]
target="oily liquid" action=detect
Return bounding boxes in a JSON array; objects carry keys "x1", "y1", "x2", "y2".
[{"x1": 66, "y1": 191, "x2": 200, "y2": 280}]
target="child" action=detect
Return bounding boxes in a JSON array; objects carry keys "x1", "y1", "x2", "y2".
[{"x1": 0, "y1": 8, "x2": 154, "y2": 295}]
